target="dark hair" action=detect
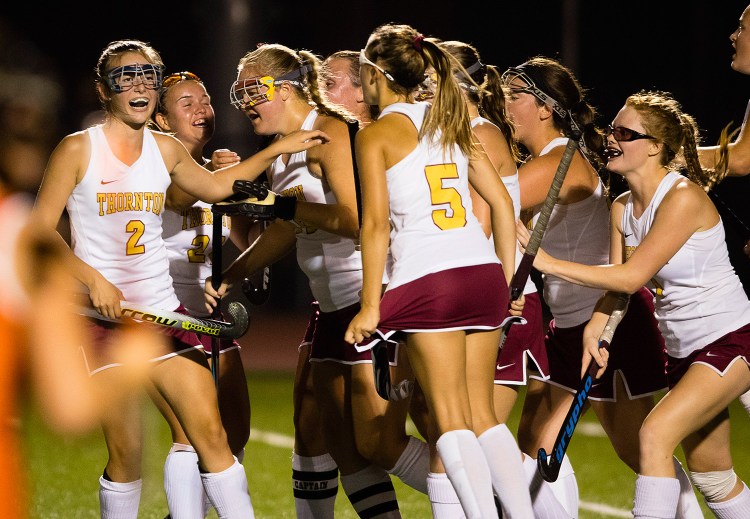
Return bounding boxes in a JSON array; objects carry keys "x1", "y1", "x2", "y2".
[
  {"x1": 439, "y1": 40, "x2": 521, "y2": 163},
  {"x1": 511, "y1": 56, "x2": 605, "y2": 171}
]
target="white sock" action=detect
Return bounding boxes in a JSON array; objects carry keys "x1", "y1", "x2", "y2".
[
  {"x1": 477, "y1": 424, "x2": 533, "y2": 518},
  {"x1": 672, "y1": 456, "x2": 702, "y2": 519},
  {"x1": 435, "y1": 429, "x2": 495, "y2": 519},
  {"x1": 547, "y1": 454, "x2": 578, "y2": 518},
  {"x1": 201, "y1": 458, "x2": 255, "y2": 519},
  {"x1": 706, "y1": 482, "x2": 750, "y2": 519},
  {"x1": 339, "y1": 465, "x2": 400, "y2": 518},
  {"x1": 292, "y1": 452, "x2": 338, "y2": 519},
  {"x1": 426, "y1": 472, "x2": 465, "y2": 519},
  {"x1": 99, "y1": 476, "x2": 142, "y2": 519},
  {"x1": 522, "y1": 454, "x2": 571, "y2": 518},
  {"x1": 164, "y1": 444, "x2": 206, "y2": 519},
  {"x1": 633, "y1": 475, "x2": 680, "y2": 519},
  {"x1": 739, "y1": 389, "x2": 750, "y2": 417},
  {"x1": 387, "y1": 436, "x2": 429, "y2": 494}
]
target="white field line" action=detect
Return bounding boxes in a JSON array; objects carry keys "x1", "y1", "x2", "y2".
[{"x1": 250, "y1": 422, "x2": 631, "y2": 518}]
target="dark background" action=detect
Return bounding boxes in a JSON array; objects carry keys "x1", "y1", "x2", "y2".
[{"x1": 3, "y1": 0, "x2": 750, "y2": 312}]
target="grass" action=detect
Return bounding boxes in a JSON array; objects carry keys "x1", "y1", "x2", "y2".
[{"x1": 22, "y1": 370, "x2": 750, "y2": 518}]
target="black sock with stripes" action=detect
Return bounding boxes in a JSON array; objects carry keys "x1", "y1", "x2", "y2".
[{"x1": 340, "y1": 465, "x2": 400, "y2": 518}]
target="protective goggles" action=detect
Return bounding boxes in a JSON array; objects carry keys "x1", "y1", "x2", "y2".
[
  {"x1": 229, "y1": 65, "x2": 310, "y2": 110},
  {"x1": 605, "y1": 124, "x2": 656, "y2": 142},
  {"x1": 501, "y1": 67, "x2": 568, "y2": 119},
  {"x1": 359, "y1": 49, "x2": 395, "y2": 82},
  {"x1": 106, "y1": 63, "x2": 164, "y2": 93},
  {"x1": 162, "y1": 71, "x2": 202, "y2": 89}
]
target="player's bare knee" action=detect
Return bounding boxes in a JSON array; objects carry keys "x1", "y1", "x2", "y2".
[{"x1": 690, "y1": 469, "x2": 738, "y2": 502}]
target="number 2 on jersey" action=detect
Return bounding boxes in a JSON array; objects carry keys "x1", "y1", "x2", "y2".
[{"x1": 425, "y1": 163, "x2": 467, "y2": 230}]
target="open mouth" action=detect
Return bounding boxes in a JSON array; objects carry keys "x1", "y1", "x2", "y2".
[
  {"x1": 129, "y1": 97, "x2": 149, "y2": 108},
  {"x1": 193, "y1": 118, "x2": 208, "y2": 127},
  {"x1": 602, "y1": 147, "x2": 622, "y2": 160}
]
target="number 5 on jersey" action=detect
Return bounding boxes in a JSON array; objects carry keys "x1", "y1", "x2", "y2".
[{"x1": 425, "y1": 163, "x2": 467, "y2": 230}]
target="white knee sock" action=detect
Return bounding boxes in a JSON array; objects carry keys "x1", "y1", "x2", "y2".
[
  {"x1": 292, "y1": 452, "x2": 338, "y2": 519},
  {"x1": 706, "y1": 481, "x2": 750, "y2": 519},
  {"x1": 547, "y1": 454, "x2": 578, "y2": 518},
  {"x1": 387, "y1": 436, "x2": 429, "y2": 494},
  {"x1": 164, "y1": 444, "x2": 206, "y2": 519},
  {"x1": 426, "y1": 472, "x2": 465, "y2": 519},
  {"x1": 672, "y1": 456, "x2": 702, "y2": 519},
  {"x1": 435, "y1": 429, "x2": 495, "y2": 519},
  {"x1": 477, "y1": 424, "x2": 533, "y2": 518},
  {"x1": 522, "y1": 454, "x2": 572, "y2": 518},
  {"x1": 99, "y1": 476, "x2": 142, "y2": 519},
  {"x1": 339, "y1": 465, "x2": 400, "y2": 518},
  {"x1": 739, "y1": 389, "x2": 750, "y2": 417},
  {"x1": 200, "y1": 458, "x2": 255, "y2": 519},
  {"x1": 633, "y1": 475, "x2": 680, "y2": 519}
]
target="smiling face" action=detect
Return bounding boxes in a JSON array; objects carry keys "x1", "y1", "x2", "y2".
[
  {"x1": 731, "y1": 5, "x2": 750, "y2": 74},
  {"x1": 157, "y1": 79, "x2": 214, "y2": 150},
  {"x1": 232, "y1": 66, "x2": 287, "y2": 136},
  {"x1": 604, "y1": 105, "x2": 657, "y2": 175},
  {"x1": 503, "y1": 77, "x2": 543, "y2": 146},
  {"x1": 101, "y1": 51, "x2": 161, "y2": 125}
]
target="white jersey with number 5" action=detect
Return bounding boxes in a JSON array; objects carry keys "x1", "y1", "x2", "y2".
[
  {"x1": 66, "y1": 125, "x2": 180, "y2": 311},
  {"x1": 382, "y1": 102, "x2": 499, "y2": 293},
  {"x1": 163, "y1": 201, "x2": 230, "y2": 317}
]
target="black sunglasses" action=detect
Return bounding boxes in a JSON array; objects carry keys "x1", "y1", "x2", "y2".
[{"x1": 606, "y1": 124, "x2": 656, "y2": 142}]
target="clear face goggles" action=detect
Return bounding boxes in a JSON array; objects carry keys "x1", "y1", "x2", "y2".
[
  {"x1": 105, "y1": 63, "x2": 164, "y2": 93},
  {"x1": 414, "y1": 60, "x2": 484, "y2": 102},
  {"x1": 229, "y1": 64, "x2": 311, "y2": 110},
  {"x1": 501, "y1": 66, "x2": 584, "y2": 137}
]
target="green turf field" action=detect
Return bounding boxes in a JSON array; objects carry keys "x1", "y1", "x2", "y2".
[{"x1": 22, "y1": 371, "x2": 749, "y2": 518}]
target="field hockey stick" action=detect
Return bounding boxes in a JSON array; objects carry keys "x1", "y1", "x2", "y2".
[
  {"x1": 499, "y1": 132, "x2": 581, "y2": 349},
  {"x1": 210, "y1": 208, "x2": 224, "y2": 391},
  {"x1": 537, "y1": 292, "x2": 629, "y2": 482},
  {"x1": 76, "y1": 299, "x2": 249, "y2": 340},
  {"x1": 242, "y1": 221, "x2": 272, "y2": 305}
]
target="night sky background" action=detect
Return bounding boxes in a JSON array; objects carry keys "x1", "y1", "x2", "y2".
[{"x1": 4, "y1": 0, "x2": 750, "y2": 303}]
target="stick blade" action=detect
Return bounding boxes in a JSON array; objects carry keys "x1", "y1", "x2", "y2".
[
  {"x1": 224, "y1": 302, "x2": 250, "y2": 339},
  {"x1": 536, "y1": 448, "x2": 561, "y2": 482}
]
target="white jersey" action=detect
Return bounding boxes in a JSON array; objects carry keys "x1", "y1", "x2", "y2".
[
  {"x1": 382, "y1": 103, "x2": 499, "y2": 292},
  {"x1": 268, "y1": 109, "x2": 362, "y2": 313},
  {"x1": 163, "y1": 200, "x2": 231, "y2": 317},
  {"x1": 533, "y1": 137, "x2": 609, "y2": 327},
  {"x1": 1, "y1": 193, "x2": 33, "y2": 316},
  {"x1": 471, "y1": 116, "x2": 536, "y2": 296},
  {"x1": 66, "y1": 125, "x2": 180, "y2": 310},
  {"x1": 622, "y1": 171, "x2": 750, "y2": 357}
]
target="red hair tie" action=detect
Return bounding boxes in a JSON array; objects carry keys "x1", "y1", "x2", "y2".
[{"x1": 412, "y1": 34, "x2": 424, "y2": 52}]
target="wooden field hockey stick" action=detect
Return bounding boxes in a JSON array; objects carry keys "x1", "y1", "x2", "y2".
[
  {"x1": 499, "y1": 131, "x2": 581, "y2": 349},
  {"x1": 76, "y1": 299, "x2": 249, "y2": 340},
  {"x1": 537, "y1": 292, "x2": 630, "y2": 482}
]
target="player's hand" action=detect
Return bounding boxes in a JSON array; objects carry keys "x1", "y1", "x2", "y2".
[
  {"x1": 509, "y1": 293, "x2": 525, "y2": 316},
  {"x1": 88, "y1": 274, "x2": 125, "y2": 319},
  {"x1": 582, "y1": 333, "x2": 609, "y2": 380},
  {"x1": 209, "y1": 148, "x2": 240, "y2": 170},
  {"x1": 270, "y1": 129, "x2": 330, "y2": 155},
  {"x1": 515, "y1": 219, "x2": 552, "y2": 272},
  {"x1": 344, "y1": 306, "x2": 380, "y2": 345},
  {"x1": 204, "y1": 276, "x2": 232, "y2": 313}
]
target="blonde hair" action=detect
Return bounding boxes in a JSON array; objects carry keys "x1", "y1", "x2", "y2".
[{"x1": 238, "y1": 43, "x2": 354, "y2": 123}]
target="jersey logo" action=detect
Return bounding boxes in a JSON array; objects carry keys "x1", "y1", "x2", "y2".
[{"x1": 101, "y1": 179, "x2": 121, "y2": 185}]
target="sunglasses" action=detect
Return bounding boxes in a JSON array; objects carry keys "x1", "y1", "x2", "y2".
[
  {"x1": 229, "y1": 65, "x2": 310, "y2": 110},
  {"x1": 605, "y1": 125, "x2": 656, "y2": 142},
  {"x1": 359, "y1": 49, "x2": 395, "y2": 82},
  {"x1": 162, "y1": 71, "x2": 202, "y2": 89},
  {"x1": 106, "y1": 63, "x2": 164, "y2": 93}
]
